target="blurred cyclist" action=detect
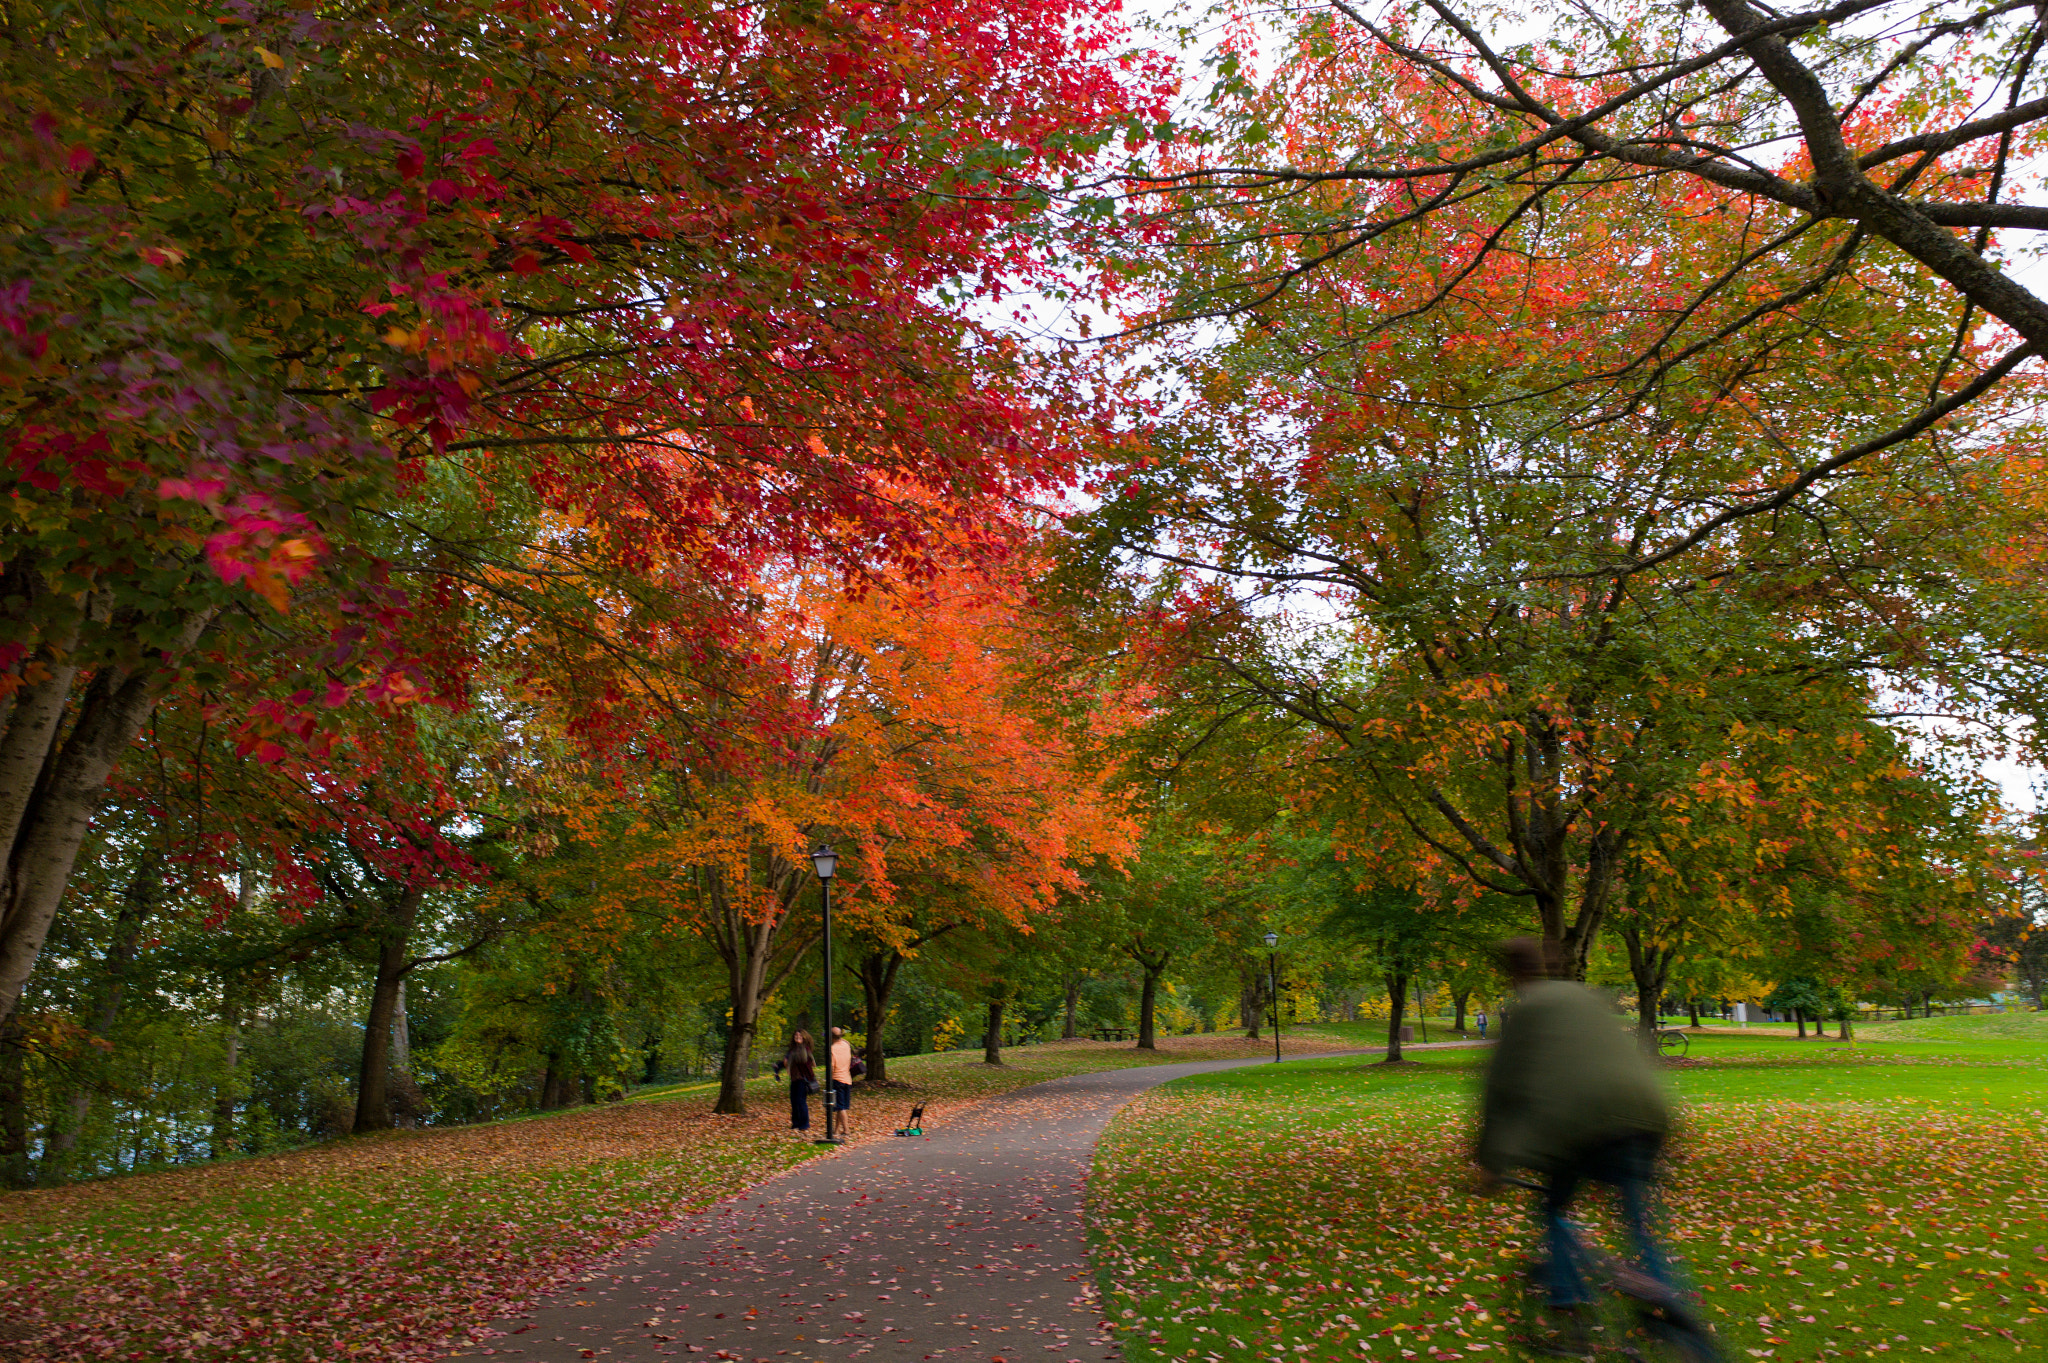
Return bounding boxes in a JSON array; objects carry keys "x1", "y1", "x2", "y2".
[{"x1": 1475, "y1": 937, "x2": 1678, "y2": 1313}]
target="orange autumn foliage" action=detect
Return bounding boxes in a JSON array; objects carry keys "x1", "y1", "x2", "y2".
[{"x1": 513, "y1": 548, "x2": 1136, "y2": 1111}]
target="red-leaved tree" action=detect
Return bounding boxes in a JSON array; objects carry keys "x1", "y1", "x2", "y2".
[{"x1": 0, "y1": 0, "x2": 1169, "y2": 1021}]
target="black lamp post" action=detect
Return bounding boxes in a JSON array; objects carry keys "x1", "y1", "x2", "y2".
[
  {"x1": 812, "y1": 845, "x2": 843, "y2": 1145},
  {"x1": 1264, "y1": 931, "x2": 1281, "y2": 1064}
]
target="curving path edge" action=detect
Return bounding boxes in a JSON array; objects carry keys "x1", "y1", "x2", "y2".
[{"x1": 451, "y1": 1055, "x2": 1347, "y2": 1363}]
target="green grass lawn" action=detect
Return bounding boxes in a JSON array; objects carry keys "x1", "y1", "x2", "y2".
[
  {"x1": 1297, "y1": 1018, "x2": 1488, "y2": 1046},
  {"x1": 1860, "y1": 1012, "x2": 2048, "y2": 1043},
  {"x1": 1089, "y1": 1020, "x2": 2048, "y2": 1363}
]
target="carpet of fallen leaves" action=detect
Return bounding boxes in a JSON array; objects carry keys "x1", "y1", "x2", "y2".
[
  {"x1": 1089, "y1": 1061, "x2": 2048, "y2": 1363},
  {"x1": 0, "y1": 1031, "x2": 1349, "y2": 1363},
  {"x1": 0, "y1": 1096, "x2": 815, "y2": 1363}
]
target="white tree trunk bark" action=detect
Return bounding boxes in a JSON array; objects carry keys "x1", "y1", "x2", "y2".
[{"x1": 0, "y1": 609, "x2": 217, "y2": 1021}]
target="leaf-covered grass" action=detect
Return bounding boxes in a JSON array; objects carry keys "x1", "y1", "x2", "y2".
[
  {"x1": 0, "y1": 1092, "x2": 815, "y2": 1363},
  {"x1": 0, "y1": 1030, "x2": 1350, "y2": 1362},
  {"x1": 1090, "y1": 1035, "x2": 2048, "y2": 1362}
]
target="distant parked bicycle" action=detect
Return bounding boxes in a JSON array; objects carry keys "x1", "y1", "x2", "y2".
[
  {"x1": 1494, "y1": 1173, "x2": 1722, "y2": 1362},
  {"x1": 1655, "y1": 1029, "x2": 1690, "y2": 1059}
]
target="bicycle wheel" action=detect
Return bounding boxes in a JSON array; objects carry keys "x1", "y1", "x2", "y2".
[
  {"x1": 1588, "y1": 1252, "x2": 1726, "y2": 1363},
  {"x1": 1637, "y1": 1310, "x2": 1724, "y2": 1363},
  {"x1": 1499, "y1": 1269, "x2": 1591, "y2": 1358},
  {"x1": 1499, "y1": 1258, "x2": 1653, "y2": 1360},
  {"x1": 1657, "y1": 1030, "x2": 1689, "y2": 1058}
]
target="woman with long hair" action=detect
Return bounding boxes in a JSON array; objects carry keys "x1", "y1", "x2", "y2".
[{"x1": 773, "y1": 1030, "x2": 818, "y2": 1134}]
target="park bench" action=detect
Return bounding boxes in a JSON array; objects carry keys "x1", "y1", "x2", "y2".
[{"x1": 1091, "y1": 1026, "x2": 1132, "y2": 1042}]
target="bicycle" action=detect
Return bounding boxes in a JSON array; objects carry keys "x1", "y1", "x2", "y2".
[
  {"x1": 1492, "y1": 1174, "x2": 1723, "y2": 1362},
  {"x1": 1655, "y1": 1029, "x2": 1690, "y2": 1059}
]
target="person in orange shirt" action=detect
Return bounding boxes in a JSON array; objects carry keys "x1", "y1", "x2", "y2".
[{"x1": 827, "y1": 1026, "x2": 856, "y2": 1136}]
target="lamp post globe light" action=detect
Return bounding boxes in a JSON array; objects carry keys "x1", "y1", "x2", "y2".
[
  {"x1": 811, "y1": 845, "x2": 843, "y2": 1144},
  {"x1": 1263, "y1": 932, "x2": 1281, "y2": 1064}
]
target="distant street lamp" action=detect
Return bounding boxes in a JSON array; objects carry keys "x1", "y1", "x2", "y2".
[
  {"x1": 1263, "y1": 931, "x2": 1281, "y2": 1064},
  {"x1": 812, "y1": 845, "x2": 843, "y2": 1145}
]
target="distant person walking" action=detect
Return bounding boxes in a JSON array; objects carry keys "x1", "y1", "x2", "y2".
[
  {"x1": 1475, "y1": 1008, "x2": 1488, "y2": 1040},
  {"x1": 774, "y1": 1031, "x2": 817, "y2": 1134},
  {"x1": 827, "y1": 1026, "x2": 856, "y2": 1136}
]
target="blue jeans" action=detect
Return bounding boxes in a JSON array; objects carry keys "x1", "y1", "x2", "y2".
[
  {"x1": 789, "y1": 1080, "x2": 811, "y2": 1131},
  {"x1": 1542, "y1": 1132, "x2": 1674, "y2": 1307}
]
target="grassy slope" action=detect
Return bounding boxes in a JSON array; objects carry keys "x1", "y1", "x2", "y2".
[
  {"x1": 0, "y1": 1030, "x2": 1350, "y2": 1363},
  {"x1": 1089, "y1": 1024, "x2": 2048, "y2": 1363},
  {"x1": 1859, "y1": 1012, "x2": 2048, "y2": 1043}
]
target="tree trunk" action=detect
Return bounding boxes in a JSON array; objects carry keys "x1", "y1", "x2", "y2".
[
  {"x1": 704, "y1": 863, "x2": 819, "y2": 1116},
  {"x1": 1839, "y1": 1011, "x2": 1854, "y2": 1042},
  {"x1": 1453, "y1": 989, "x2": 1469, "y2": 1034},
  {"x1": 1135, "y1": 967, "x2": 1160, "y2": 1049},
  {"x1": 712, "y1": 911, "x2": 780, "y2": 1115},
  {"x1": 391, "y1": 979, "x2": 416, "y2": 1127},
  {"x1": 1062, "y1": 975, "x2": 1080, "y2": 1039},
  {"x1": 213, "y1": 994, "x2": 241, "y2": 1159},
  {"x1": 0, "y1": 611, "x2": 217, "y2": 1023},
  {"x1": 856, "y1": 949, "x2": 906, "y2": 1084},
  {"x1": 1620, "y1": 926, "x2": 1674, "y2": 1048},
  {"x1": 1128, "y1": 946, "x2": 1168, "y2": 1050},
  {"x1": 1688, "y1": 997, "x2": 1701, "y2": 1028},
  {"x1": 47, "y1": 856, "x2": 156, "y2": 1172},
  {"x1": 1793, "y1": 1007, "x2": 1807, "y2": 1040},
  {"x1": 51, "y1": 1077, "x2": 90, "y2": 1173},
  {"x1": 392, "y1": 980, "x2": 411, "y2": 1071},
  {"x1": 211, "y1": 862, "x2": 254, "y2": 1157},
  {"x1": 541, "y1": 1050, "x2": 580, "y2": 1109},
  {"x1": 0, "y1": 1013, "x2": 27, "y2": 1187},
  {"x1": 983, "y1": 998, "x2": 1005, "y2": 1066},
  {"x1": 1543, "y1": 825, "x2": 1628, "y2": 982},
  {"x1": 848, "y1": 928, "x2": 953, "y2": 1083},
  {"x1": 352, "y1": 889, "x2": 422, "y2": 1134},
  {"x1": 715, "y1": 986, "x2": 763, "y2": 1115},
  {"x1": 1382, "y1": 969, "x2": 1409, "y2": 1063},
  {"x1": 1240, "y1": 965, "x2": 1265, "y2": 1041}
]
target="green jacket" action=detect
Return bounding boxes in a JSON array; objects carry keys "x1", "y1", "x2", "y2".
[{"x1": 1476, "y1": 980, "x2": 1670, "y2": 1174}]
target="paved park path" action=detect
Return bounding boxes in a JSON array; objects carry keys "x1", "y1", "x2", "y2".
[{"x1": 460, "y1": 1046, "x2": 1477, "y2": 1363}]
